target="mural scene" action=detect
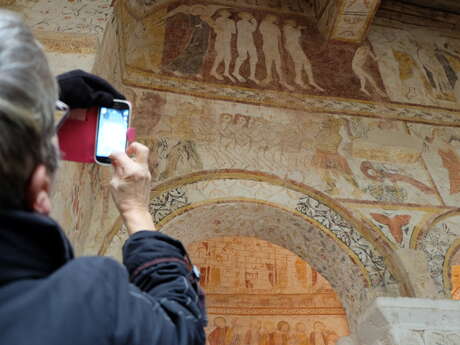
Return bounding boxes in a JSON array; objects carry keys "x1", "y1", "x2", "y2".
[
  {"x1": 188, "y1": 237, "x2": 349, "y2": 345},
  {"x1": 119, "y1": 0, "x2": 460, "y2": 113},
  {"x1": 133, "y1": 90, "x2": 453, "y2": 208},
  {"x1": 370, "y1": 26, "x2": 460, "y2": 109}
]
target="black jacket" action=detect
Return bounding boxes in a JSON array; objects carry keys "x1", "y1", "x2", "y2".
[{"x1": 0, "y1": 210, "x2": 206, "y2": 345}]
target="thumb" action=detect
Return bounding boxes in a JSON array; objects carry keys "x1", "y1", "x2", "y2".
[{"x1": 109, "y1": 151, "x2": 130, "y2": 176}]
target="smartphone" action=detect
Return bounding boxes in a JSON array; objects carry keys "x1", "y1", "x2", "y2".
[{"x1": 95, "y1": 100, "x2": 131, "y2": 165}]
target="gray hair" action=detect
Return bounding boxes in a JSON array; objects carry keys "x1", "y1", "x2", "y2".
[{"x1": 0, "y1": 10, "x2": 59, "y2": 209}]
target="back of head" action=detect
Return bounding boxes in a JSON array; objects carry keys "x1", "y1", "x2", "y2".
[{"x1": 0, "y1": 10, "x2": 58, "y2": 210}]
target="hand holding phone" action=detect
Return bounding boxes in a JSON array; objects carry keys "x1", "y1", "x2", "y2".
[
  {"x1": 95, "y1": 100, "x2": 131, "y2": 165},
  {"x1": 110, "y1": 142, "x2": 155, "y2": 234}
]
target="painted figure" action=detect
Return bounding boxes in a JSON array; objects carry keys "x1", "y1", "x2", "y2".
[
  {"x1": 283, "y1": 19, "x2": 324, "y2": 91},
  {"x1": 232, "y1": 12, "x2": 260, "y2": 84},
  {"x1": 124, "y1": 0, "x2": 159, "y2": 71},
  {"x1": 292, "y1": 322, "x2": 308, "y2": 345},
  {"x1": 438, "y1": 42, "x2": 460, "y2": 102},
  {"x1": 423, "y1": 128, "x2": 460, "y2": 194},
  {"x1": 259, "y1": 321, "x2": 275, "y2": 345},
  {"x1": 392, "y1": 48, "x2": 436, "y2": 102},
  {"x1": 413, "y1": 40, "x2": 451, "y2": 98},
  {"x1": 273, "y1": 321, "x2": 290, "y2": 345},
  {"x1": 259, "y1": 14, "x2": 294, "y2": 90},
  {"x1": 209, "y1": 317, "x2": 230, "y2": 345},
  {"x1": 159, "y1": 140, "x2": 203, "y2": 180},
  {"x1": 244, "y1": 320, "x2": 261, "y2": 345},
  {"x1": 312, "y1": 118, "x2": 360, "y2": 195},
  {"x1": 352, "y1": 43, "x2": 386, "y2": 97},
  {"x1": 226, "y1": 318, "x2": 243, "y2": 345},
  {"x1": 164, "y1": 5, "x2": 212, "y2": 78},
  {"x1": 210, "y1": 10, "x2": 237, "y2": 82},
  {"x1": 310, "y1": 321, "x2": 328, "y2": 345},
  {"x1": 360, "y1": 161, "x2": 436, "y2": 195}
]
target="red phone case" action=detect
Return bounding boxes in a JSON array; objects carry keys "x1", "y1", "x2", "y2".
[{"x1": 57, "y1": 107, "x2": 136, "y2": 163}]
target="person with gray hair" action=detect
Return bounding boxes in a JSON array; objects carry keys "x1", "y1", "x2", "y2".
[{"x1": 0, "y1": 10, "x2": 206, "y2": 345}]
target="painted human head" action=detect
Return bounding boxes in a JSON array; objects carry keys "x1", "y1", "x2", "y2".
[
  {"x1": 295, "y1": 322, "x2": 306, "y2": 332},
  {"x1": 218, "y1": 9, "x2": 232, "y2": 18},
  {"x1": 214, "y1": 317, "x2": 226, "y2": 328},
  {"x1": 277, "y1": 321, "x2": 290, "y2": 333},
  {"x1": 313, "y1": 321, "x2": 326, "y2": 331},
  {"x1": 264, "y1": 14, "x2": 278, "y2": 23},
  {"x1": 239, "y1": 12, "x2": 253, "y2": 20}
]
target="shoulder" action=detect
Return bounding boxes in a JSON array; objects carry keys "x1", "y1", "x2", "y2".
[{"x1": 48, "y1": 257, "x2": 129, "y2": 295}]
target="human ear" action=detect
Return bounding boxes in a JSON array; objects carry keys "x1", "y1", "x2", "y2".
[{"x1": 25, "y1": 164, "x2": 52, "y2": 215}]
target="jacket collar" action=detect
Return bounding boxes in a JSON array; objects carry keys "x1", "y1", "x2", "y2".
[{"x1": 0, "y1": 210, "x2": 74, "y2": 286}]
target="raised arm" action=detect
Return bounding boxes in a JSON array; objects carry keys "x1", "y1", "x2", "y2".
[{"x1": 108, "y1": 143, "x2": 207, "y2": 345}]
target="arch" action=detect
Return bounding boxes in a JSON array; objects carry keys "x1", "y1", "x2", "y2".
[
  {"x1": 415, "y1": 209, "x2": 460, "y2": 296},
  {"x1": 102, "y1": 170, "x2": 397, "y2": 284},
  {"x1": 159, "y1": 200, "x2": 366, "y2": 330},
  {"x1": 99, "y1": 170, "x2": 408, "y2": 330}
]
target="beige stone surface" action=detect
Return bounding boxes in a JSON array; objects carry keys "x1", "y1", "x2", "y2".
[{"x1": 357, "y1": 297, "x2": 460, "y2": 345}]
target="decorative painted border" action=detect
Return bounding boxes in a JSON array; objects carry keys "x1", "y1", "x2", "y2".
[
  {"x1": 207, "y1": 307, "x2": 347, "y2": 316},
  {"x1": 34, "y1": 31, "x2": 98, "y2": 54},
  {"x1": 143, "y1": 169, "x2": 401, "y2": 287}
]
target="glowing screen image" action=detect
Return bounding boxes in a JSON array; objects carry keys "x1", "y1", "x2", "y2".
[{"x1": 96, "y1": 107, "x2": 129, "y2": 157}]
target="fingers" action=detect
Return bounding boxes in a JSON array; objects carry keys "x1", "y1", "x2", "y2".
[
  {"x1": 110, "y1": 142, "x2": 150, "y2": 176},
  {"x1": 109, "y1": 151, "x2": 131, "y2": 176},
  {"x1": 126, "y1": 142, "x2": 150, "y2": 165}
]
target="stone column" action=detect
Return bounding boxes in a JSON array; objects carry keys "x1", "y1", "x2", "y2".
[{"x1": 341, "y1": 297, "x2": 460, "y2": 345}]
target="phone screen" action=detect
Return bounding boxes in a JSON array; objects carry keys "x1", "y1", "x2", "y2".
[{"x1": 95, "y1": 104, "x2": 130, "y2": 164}]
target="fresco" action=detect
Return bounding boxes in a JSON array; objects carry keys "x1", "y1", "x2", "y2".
[
  {"x1": 370, "y1": 26, "x2": 460, "y2": 110},
  {"x1": 118, "y1": 0, "x2": 460, "y2": 118},
  {"x1": 453, "y1": 265, "x2": 460, "y2": 300},
  {"x1": 121, "y1": 90, "x2": 454, "y2": 209},
  {"x1": 187, "y1": 237, "x2": 350, "y2": 345},
  {"x1": 415, "y1": 214, "x2": 460, "y2": 296},
  {"x1": 343, "y1": 202, "x2": 442, "y2": 250},
  {"x1": 6, "y1": 0, "x2": 112, "y2": 38},
  {"x1": 119, "y1": 1, "x2": 389, "y2": 102}
]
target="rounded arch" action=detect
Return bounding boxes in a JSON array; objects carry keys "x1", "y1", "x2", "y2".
[
  {"x1": 159, "y1": 200, "x2": 367, "y2": 330},
  {"x1": 100, "y1": 169, "x2": 408, "y2": 329},
  {"x1": 149, "y1": 169, "x2": 395, "y2": 250},
  {"x1": 415, "y1": 209, "x2": 460, "y2": 297}
]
